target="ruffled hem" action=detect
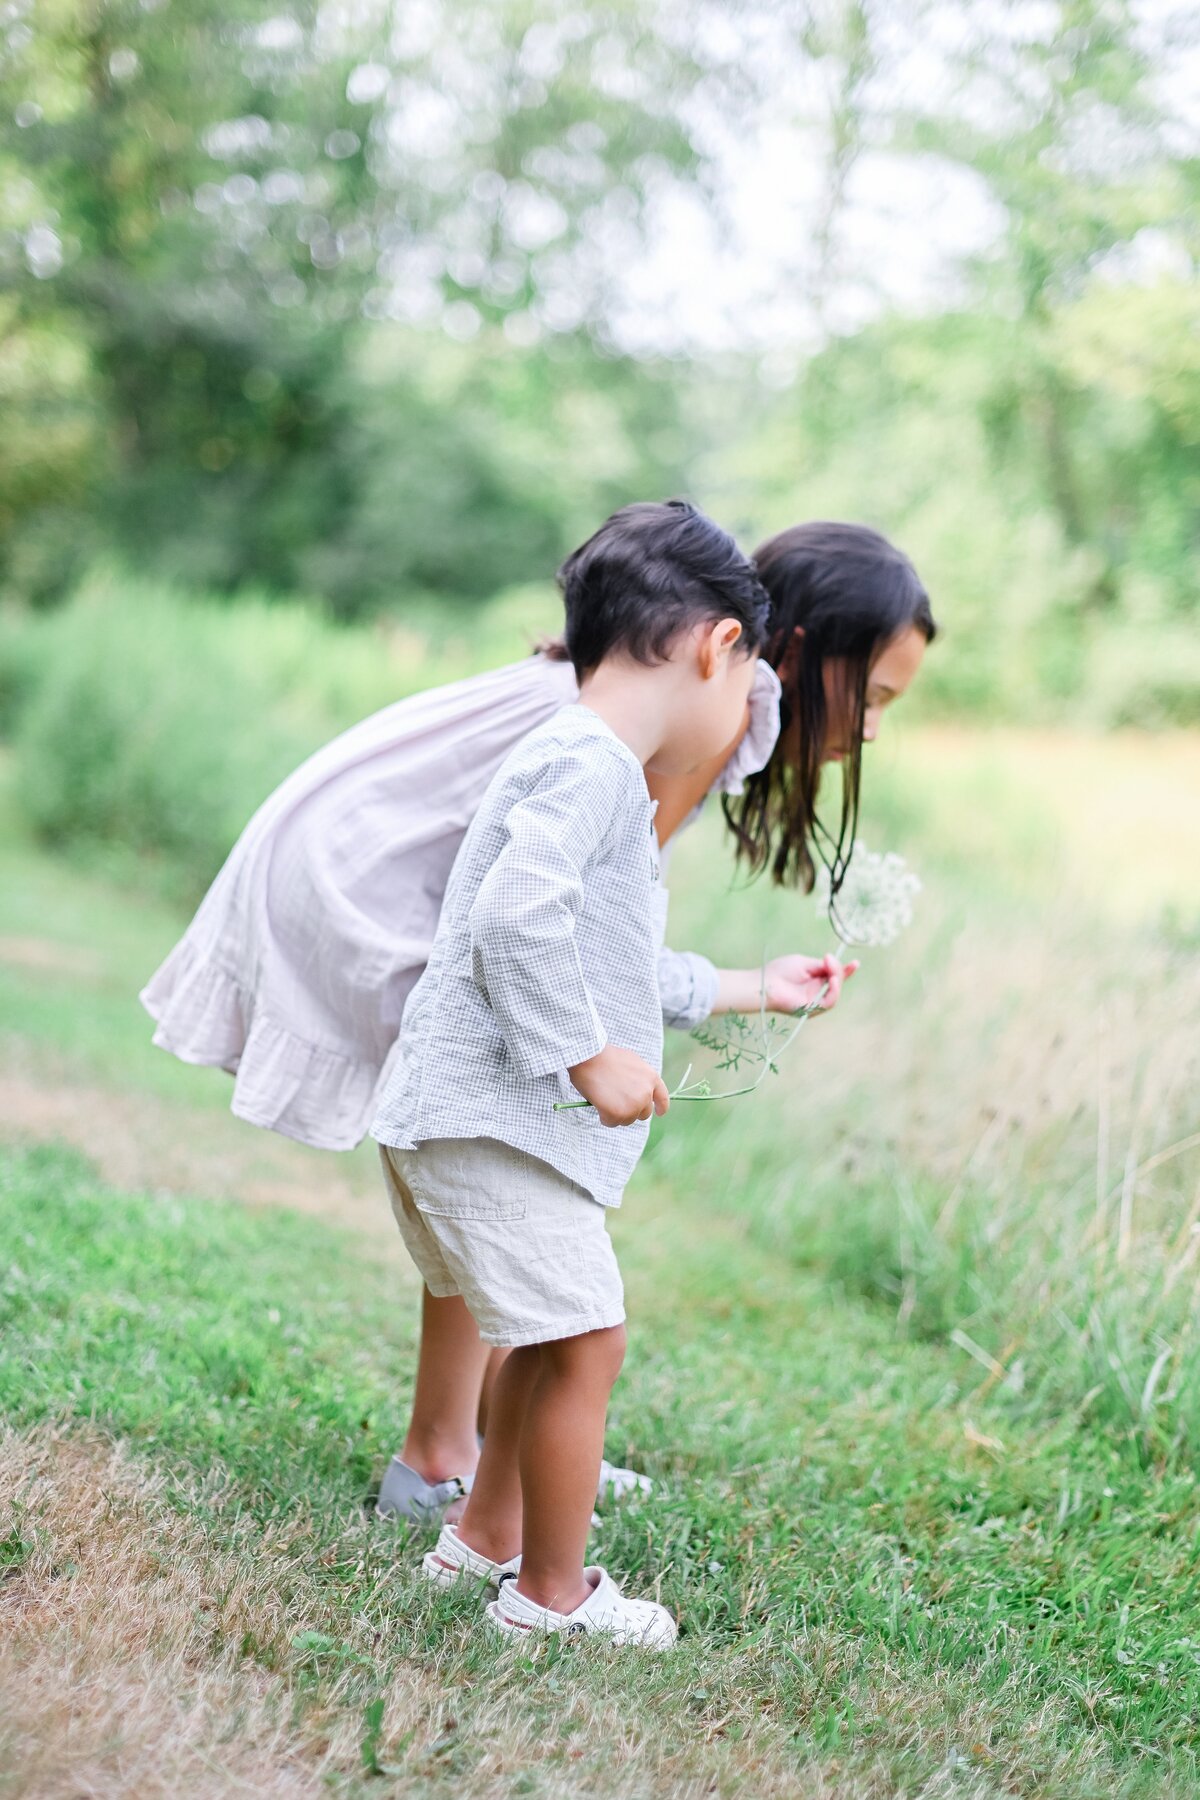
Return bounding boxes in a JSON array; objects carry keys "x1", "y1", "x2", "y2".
[
  {"x1": 140, "y1": 939, "x2": 383, "y2": 1153},
  {"x1": 141, "y1": 937, "x2": 249, "y2": 1074}
]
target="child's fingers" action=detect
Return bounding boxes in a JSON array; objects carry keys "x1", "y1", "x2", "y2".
[
  {"x1": 817, "y1": 954, "x2": 861, "y2": 1009},
  {"x1": 652, "y1": 1074, "x2": 671, "y2": 1116},
  {"x1": 820, "y1": 963, "x2": 844, "y2": 1007},
  {"x1": 826, "y1": 958, "x2": 861, "y2": 997}
]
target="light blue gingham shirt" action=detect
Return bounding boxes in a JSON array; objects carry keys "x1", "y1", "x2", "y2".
[{"x1": 371, "y1": 705, "x2": 667, "y2": 1207}]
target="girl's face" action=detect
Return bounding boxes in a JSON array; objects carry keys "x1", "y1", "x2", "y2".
[{"x1": 821, "y1": 625, "x2": 928, "y2": 763}]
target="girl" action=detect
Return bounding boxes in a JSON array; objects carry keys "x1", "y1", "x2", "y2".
[{"x1": 142, "y1": 516, "x2": 936, "y2": 1517}]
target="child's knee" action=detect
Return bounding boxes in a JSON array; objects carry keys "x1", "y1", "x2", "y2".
[
  {"x1": 585, "y1": 1322, "x2": 626, "y2": 1390},
  {"x1": 544, "y1": 1323, "x2": 625, "y2": 1388}
]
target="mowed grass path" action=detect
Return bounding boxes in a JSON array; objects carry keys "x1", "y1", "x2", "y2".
[{"x1": 2, "y1": 746, "x2": 1199, "y2": 1798}]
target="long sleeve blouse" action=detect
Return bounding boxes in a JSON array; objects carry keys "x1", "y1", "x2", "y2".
[
  {"x1": 140, "y1": 651, "x2": 781, "y2": 1151},
  {"x1": 373, "y1": 707, "x2": 665, "y2": 1207}
]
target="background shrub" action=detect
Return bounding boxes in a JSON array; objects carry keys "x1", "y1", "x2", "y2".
[{"x1": 8, "y1": 572, "x2": 560, "y2": 901}]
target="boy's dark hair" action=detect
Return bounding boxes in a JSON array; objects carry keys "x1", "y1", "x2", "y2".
[{"x1": 554, "y1": 500, "x2": 771, "y2": 680}]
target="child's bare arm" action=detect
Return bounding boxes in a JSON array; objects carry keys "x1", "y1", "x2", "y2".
[{"x1": 711, "y1": 953, "x2": 859, "y2": 1017}]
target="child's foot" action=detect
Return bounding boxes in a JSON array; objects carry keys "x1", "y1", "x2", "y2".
[
  {"x1": 422, "y1": 1521, "x2": 520, "y2": 1592},
  {"x1": 487, "y1": 1567, "x2": 677, "y2": 1649},
  {"x1": 597, "y1": 1458, "x2": 653, "y2": 1504},
  {"x1": 376, "y1": 1457, "x2": 472, "y2": 1526}
]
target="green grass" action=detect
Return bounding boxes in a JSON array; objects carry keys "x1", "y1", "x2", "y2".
[
  {"x1": 0, "y1": 1144, "x2": 408, "y2": 1501},
  {"x1": 0, "y1": 769, "x2": 215, "y2": 1098},
  {"x1": 2, "y1": 725, "x2": 1199, "y2": 1793},
  {"x1": 3, "y1": 1140, "x2": 1200, "y2": 1797}
]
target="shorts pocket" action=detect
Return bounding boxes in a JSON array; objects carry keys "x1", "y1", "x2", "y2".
[{"x1": 407, "y1": 1139, "x2": 529, "y2": 1224}]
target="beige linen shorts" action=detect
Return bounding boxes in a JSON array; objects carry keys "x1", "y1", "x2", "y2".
[{"x1": 379, "y1": 1137, "x2": 626, "y2": 1349}]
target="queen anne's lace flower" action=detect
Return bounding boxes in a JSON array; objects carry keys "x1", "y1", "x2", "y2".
[
  {"x1": 559, "y1": 839, "x2": 921, "y2": 1115},
  {"x1": 815, "y1": 843, "x2": 921, "y2": 947}
]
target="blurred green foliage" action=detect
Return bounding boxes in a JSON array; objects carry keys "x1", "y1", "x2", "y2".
[
  {"x1": 0, "y1": 0, "x2": 704, "y2": 602},
  {"x1": 0, "y1": 0, "x2": 1195, "y2": 716},
  {"x1": 14, "y1": 580, "x2": 319, "y2": 900},
  {"x1": 708, "y1": 297, "x2": 1200, "y2": 722},
  {"x1": 8, "y1": 571, "x2": 561, "y2": 900}
]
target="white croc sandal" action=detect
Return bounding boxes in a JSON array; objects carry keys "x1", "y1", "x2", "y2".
[
  {"x1": 487, "y1": 1566, "x2": 676, "y2": 1649},
  {"x1": 422, "y1": 1522, "x2": 520, "y2": 1593}
]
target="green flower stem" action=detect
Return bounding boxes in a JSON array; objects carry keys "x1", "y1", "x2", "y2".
[{"x1": 552, "y1": 961, "x2": 841, "y2": 1113}]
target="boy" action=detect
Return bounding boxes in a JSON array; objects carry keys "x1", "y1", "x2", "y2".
[{"x1": 372, "y1": 500, "x2": 770, "y2": 1646}]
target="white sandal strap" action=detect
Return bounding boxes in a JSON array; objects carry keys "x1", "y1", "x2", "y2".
[{"x1": 431, "y1": 1522, "x2": 520, "y2": 1580}]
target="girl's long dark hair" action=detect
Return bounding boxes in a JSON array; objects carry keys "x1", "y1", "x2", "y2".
[{"x1": 725, "y1": 522, "x2": 937, "y2": 893}]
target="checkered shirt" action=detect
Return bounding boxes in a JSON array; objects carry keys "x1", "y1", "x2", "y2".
[{"x1": 371, "y1": 706, "x2": 665, "y2": 1207}]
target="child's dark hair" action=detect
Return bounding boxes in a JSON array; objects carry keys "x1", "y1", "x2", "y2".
[
  {"x1": 552, "y1": 500, "x2": 770, "y2": 680},
  {"x1": 725, "y1": 521, "x2": 937, "y2": 893}
]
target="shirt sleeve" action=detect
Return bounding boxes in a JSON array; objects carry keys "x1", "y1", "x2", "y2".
[
  {"x1": 657, "y1": 946, "x2": 719, "y2": 1030},
  {"x1": 467, "y1": 744, "x2": 634, "y2": 1080}
]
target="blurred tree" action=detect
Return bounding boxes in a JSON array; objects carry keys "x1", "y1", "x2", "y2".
[
  {"x1": 0, "y1": 0, "x2": 720, "y2": 600},
  {"x1": 701, "y1": 0, "x2": 1198, "y2": 718},
  {"x1": 897, "y1": 0, "x2": 1197, "y2": 603},
  {"x1": 300, "y1": 327, "x2": 694, "y2": 610},
  {"x1": 1, "y1": 0, "x2": 1195, "y2": 709}
]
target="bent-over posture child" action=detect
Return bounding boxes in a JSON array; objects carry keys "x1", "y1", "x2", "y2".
[{"x1": 371, "y1": 500, "x2": 770, "y2": 1645}]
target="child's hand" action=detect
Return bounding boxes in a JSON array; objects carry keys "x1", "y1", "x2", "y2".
[
  {"x1": 763, "y1": 953, "x2": 859, "y2": 1015},
  {"x1": 567, "y1": 1046, "x2": 670, "y2": 1126}
]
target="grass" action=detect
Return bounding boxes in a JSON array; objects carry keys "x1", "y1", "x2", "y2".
[
  {"x1": 1, "y1": 726, "x2": 1199, "y2": 1795},
  {"x1": 6, "y1": 1142, "x2": 1200, "y2": 1799}
]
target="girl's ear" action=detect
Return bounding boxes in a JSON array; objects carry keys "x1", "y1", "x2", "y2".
[{"x1": 776, "y1": 625, "x2": 805, "y2": 685}]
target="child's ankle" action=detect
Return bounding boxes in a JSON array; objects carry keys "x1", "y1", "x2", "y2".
[
  {"x1": 514, "y1": 1570, "x2": 593, "y2": 1615},
  {"x1": 456, "y1": 1517, "x2": 520, "y2": 1565},
  {"x1": 400, "y1": 1433, "x2": 479, "y2": 1486}
]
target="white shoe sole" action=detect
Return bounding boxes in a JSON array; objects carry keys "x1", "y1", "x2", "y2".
[{"x1": 484, "y1": 1596, "x2": 676, "y2": 1649}]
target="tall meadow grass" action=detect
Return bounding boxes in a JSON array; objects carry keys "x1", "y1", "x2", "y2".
[{"x1": 657, "y1": 736, "x2": 1200, "y2": 1472}]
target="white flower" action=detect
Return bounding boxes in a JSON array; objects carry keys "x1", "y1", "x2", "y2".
[{"x1": 814, "y1": 842, "x2": 921, "y2": 947}]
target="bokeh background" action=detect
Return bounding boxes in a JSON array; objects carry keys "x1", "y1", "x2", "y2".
[
  {"x1": 2, "y1": 5, "x2": 1200, "y2": 1795},
  {"x1": 2, "y1": 1, "x2": 1198, "y2": 892}
]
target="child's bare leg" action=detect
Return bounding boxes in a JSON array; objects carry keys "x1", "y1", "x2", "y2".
[
  {"x1": 478, "y1": 1347, "x2": 509, "y2": 1438},
  {"x1": 400, "y1": 1288, "x2": 491, "y2": 1482},
  {"x1": 458, "y1": 1324, "x2": 626, "y2": 1613},
  {"x1": 515, "y1": 1325, "x2": 626, "y2": 1612},
  {"x1": 455, "y1": 1344, "x2": 540, "y2": 1563}
]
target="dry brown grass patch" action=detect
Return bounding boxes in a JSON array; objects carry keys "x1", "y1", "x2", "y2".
[
  {"x1": 0, "y1": 1425, "x2": 336, "y2": 1799},
  {"x1": 0, "y1": 1427, "x2": 848, "y2": 1800},
  {"x1": 0, "y1": 1426, "x2": 1000, "y2": 1800}
]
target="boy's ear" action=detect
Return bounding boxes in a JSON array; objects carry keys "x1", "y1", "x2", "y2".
[{"x1": 699, "y1": 618, "x2": 744, "y2": 677}]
